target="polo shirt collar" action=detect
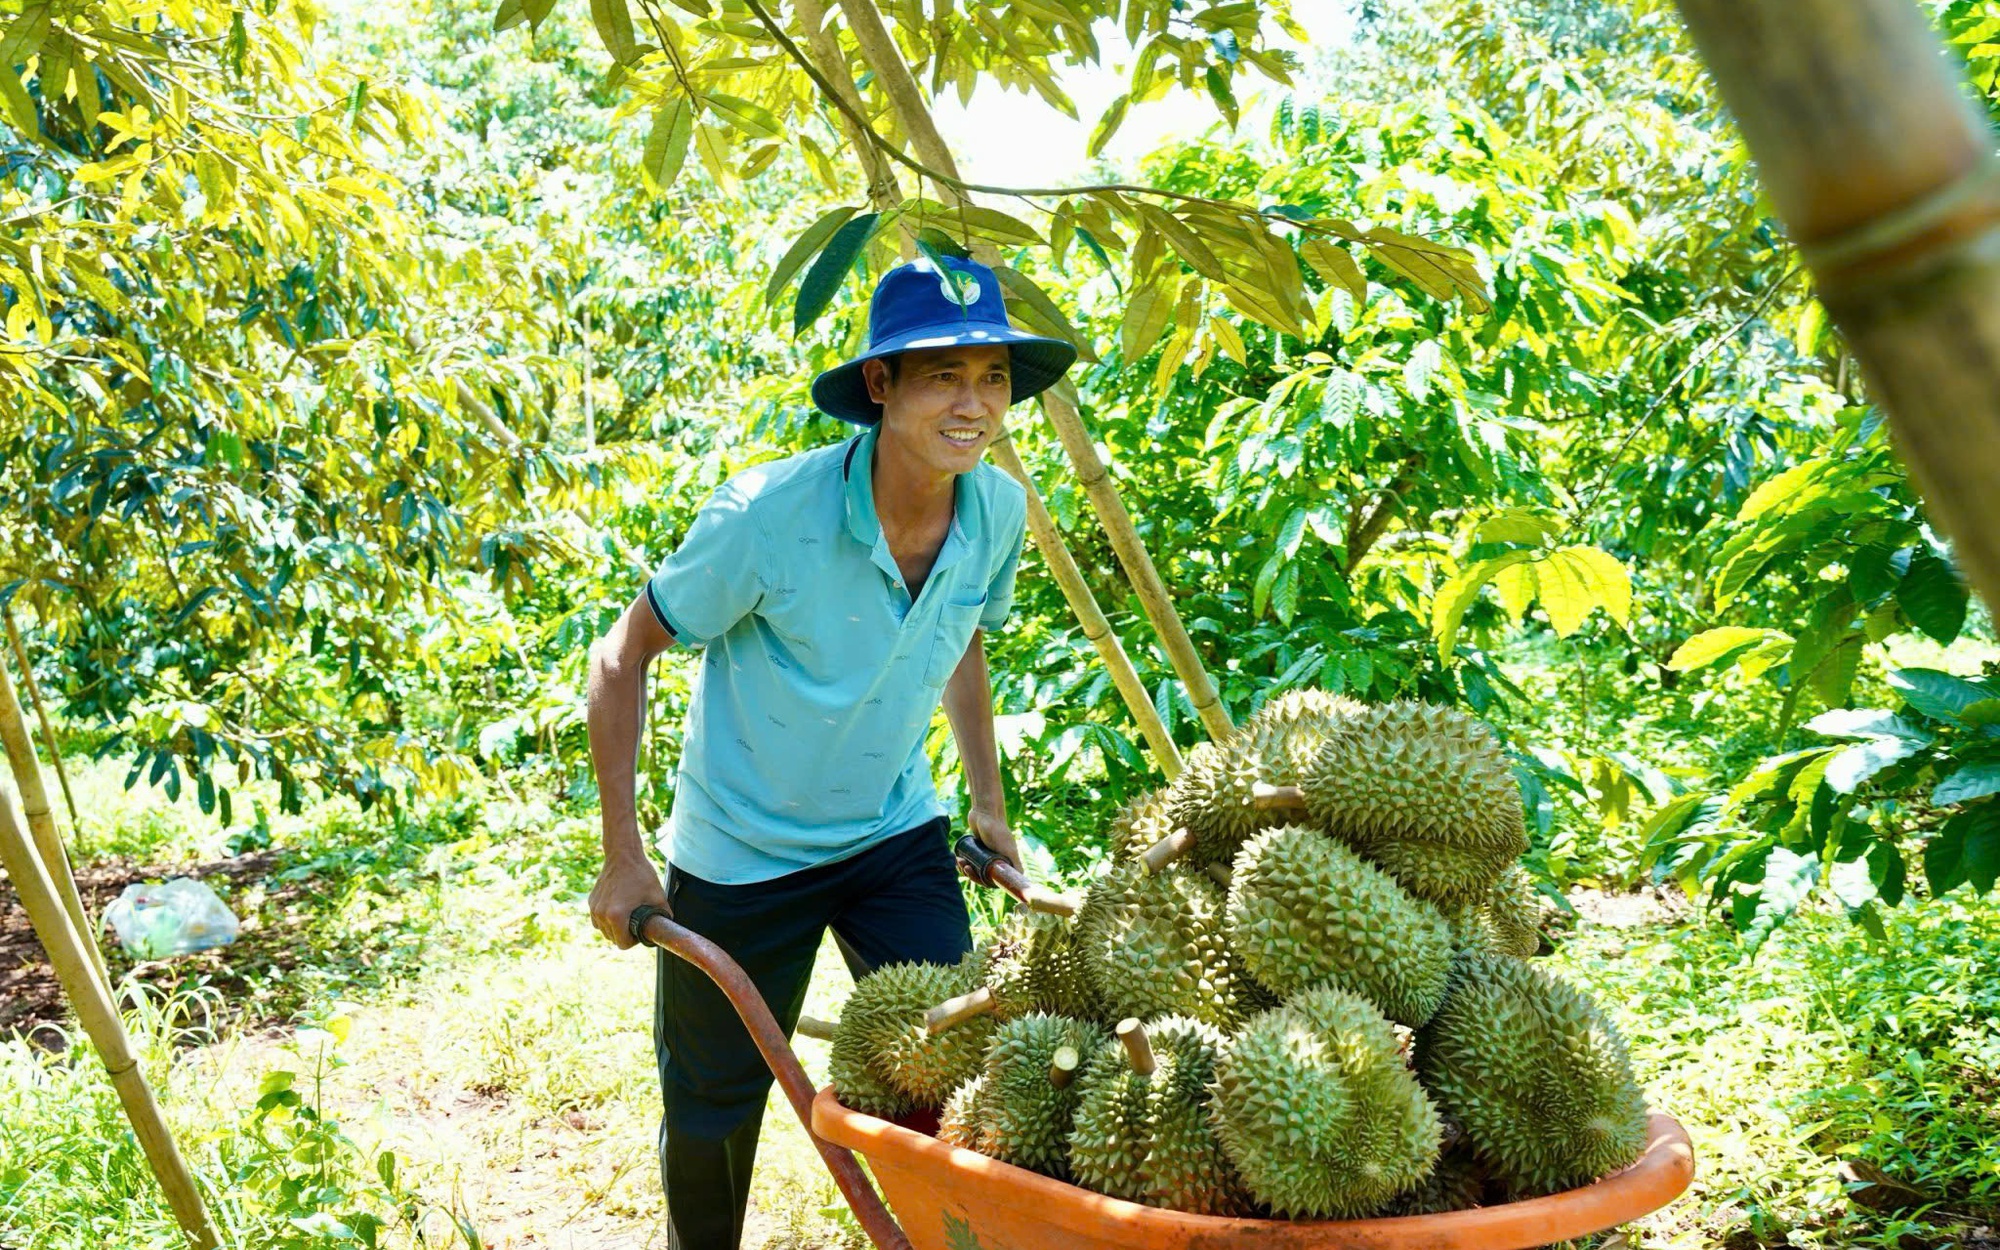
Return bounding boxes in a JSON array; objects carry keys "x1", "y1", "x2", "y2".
[{"x1": 842, "y1": 425, "x2": 975, "y2": 556}]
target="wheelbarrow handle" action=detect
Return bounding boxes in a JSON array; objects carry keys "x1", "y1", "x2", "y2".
[
  {"x1": 952, "y1": 834, "x2": 1081, "y2": 917},
  {"x1": 627, "y1": 905, "x2": 914, "y2": 1250}
]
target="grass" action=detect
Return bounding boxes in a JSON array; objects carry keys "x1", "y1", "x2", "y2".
[{"x1": 2, "y1": 755, "x2": 1997, "y2": 1248}]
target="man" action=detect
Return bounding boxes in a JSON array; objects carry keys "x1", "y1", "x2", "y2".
[{"x1": 584, "y1": 254, "x2": 1077, "y2": 1248}]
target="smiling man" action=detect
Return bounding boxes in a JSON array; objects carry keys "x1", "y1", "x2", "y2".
[{"x1": 583, "y1": 255, "x2": 1076, "y2": 1249}]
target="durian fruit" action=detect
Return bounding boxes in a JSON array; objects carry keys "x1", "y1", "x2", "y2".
[
  {"x1": 1299, "y1": 701, "x2": 1529, "y2": 907},
  {"x1": 957, "y1": 909, "x2": 1104, "y2": 1023},
  {"x1": 973, "y1": 1013, "x2": 1106, "y2": 1178},
  {"x1": 1211, "y1": 986, "x2": 1442, "y2": 1219},
  {"x1": 1417, "y1": 953, "x2": 1648, "y2": 1197},
  {"x1": 1240, "y1": 689, "x2": 1366, "y2": 787},
  {"x1": 1108, "y1": 787, "x2": 1179, "y2": 861},
  {"x1": 1226, "y1": 824, "x2": 1455, "y2": 1027},
  {"x1": 1385, "y1": 1146, "x2": 1489, "y2": 1215},
  {"x1": 1073, "y1": 861, "x2": 1253, "y2": 1030},
  {"x1": 1068, "y1": 1017, "x2": 1251, "y2": 1215},
  {"x1": 1447, "y1": 865, "x2": 1544, "y2": 959},
  {"x1": 830, "y1": 961, "x2": 995, "y2": 1111},
  {"x1": 1156, "y1": 738, "x2": 1279, "y2": 869},
  {"x1": 938, "y1": 1074, "x2": 988, "y2": 1150}
]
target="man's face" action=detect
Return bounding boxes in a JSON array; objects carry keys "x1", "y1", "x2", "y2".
[{"x1": 863, "y1": 344, "x2": 1012, "y2": 476}]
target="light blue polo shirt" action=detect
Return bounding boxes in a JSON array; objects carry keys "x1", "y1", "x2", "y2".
[{"x1": 645, "y1": 424, "x2": 1027, "y2": 884}]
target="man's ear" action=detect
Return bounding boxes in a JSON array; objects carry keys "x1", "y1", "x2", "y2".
[{"x1": 862, "y1": 358, "x2": 892, "y2": 404}]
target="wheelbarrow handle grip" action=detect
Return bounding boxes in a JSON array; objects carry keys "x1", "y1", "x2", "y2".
[
  {"x1": 953, "y1": 835, "x2": 1081, "y2": 917},
  {"x1": 626, "y1": 906, "x2": 914, "y2": 1250}
]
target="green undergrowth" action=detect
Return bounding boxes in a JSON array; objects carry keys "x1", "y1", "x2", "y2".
[{"x1": 1556, "y1": 896, "x2": 2000, "y2": 1249}]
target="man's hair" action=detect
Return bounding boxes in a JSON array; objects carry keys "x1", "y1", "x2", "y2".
[{"x1": 881, "y1": 354, "x2": 901, "y2": 382}]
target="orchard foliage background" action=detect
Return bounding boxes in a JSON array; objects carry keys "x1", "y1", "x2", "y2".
[{"x1": 1, "y1": 0, "x2": 1998, "y2": 1246}]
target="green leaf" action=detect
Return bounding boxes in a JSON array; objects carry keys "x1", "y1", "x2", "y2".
[
  {"x1": 1134, "y1": 203, "x2": 1225, "y2": 281},
  {"x1": 1119, "y1": 271, "x2": 1178, "y2": 362},
  {"x1": 640, "y1": 96, "x2": 694, "y2": 194},
  {"x1": 1887, "y1": 667, "x2": 1998, "y2": 723},
  {"x1": 1925, "y1": 804, "x2": 2000, "y2": 895},
  {"x1": 1742, "y1": 846, "x2": 1818, "y2": 953},
  {"x1": 1737, "y1": 459, "x2": 1825, "y2": 520},
  {"x1": 1272, "y1": 561, "x2": 1300, "y2": 625},
  {"x1": 1824, "y1": 735, "x2": 1925, "y2": 794},
  {"x1": 1934, "y1": 763, "x2": 2000, "y2": 806},
  {"x1": 914, "y1": 227, "x2": 971, "y2": 260},
  {"x1": 492, "y1": 0, "x2": 528, "y2": 32},
  {"x1": 1898, "y1": 546, "x2": 1968, "y2": 644},
  {"x1": 993, "y1": 264, "x2": 1097, "y2": 363},
  {"x1": 1535, "y1": 545, "x2": 1631, "y2": 637},
  {"x1": 1473, "y1": 508, "x2": 1558, "y2": 548},
  {"x1": 955, "y1": 205, "x2": 1045, "y2": 246},
  {"x1": 792, "y1": 212, "x2": 878, "y2": 334},
  {"x1": 1432, "y1": 550, "x2": 1536, "y2": 660},
  {"x1": 765, "y1": 205, "x2": 860, "y2": 306},
  {"x1": 1089, "y1": 93, "x2": 1129, "y2": 157},
  {"x1": 589, "y1": 0, "x2": 637, "y2": 61},
  {"x1": 1301, "y1": 236, "x2": 1366, "y2": 302},
  {"x1": 703, "y1": 92, "x2": 781, "y2": 141},
  {"x1": 1666, "y1": 626, "x2": 1792, "y2": 674}
]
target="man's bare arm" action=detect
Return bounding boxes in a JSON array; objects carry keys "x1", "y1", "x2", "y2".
[
  {"x1": 586, "y1": 591, "x2": 677, "y2": 948},
  {"x1": 941, "y1": 629, "x2": 1021, "y2": 869}
]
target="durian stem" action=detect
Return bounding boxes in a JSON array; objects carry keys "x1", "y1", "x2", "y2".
[
  {"x1": 1048, "y1": 1045, "x2": 1080, "y2": 1088},
  {"x1": 1249, "y1": 782, "x2": 1307, "y2": 812},
  {"x1": 1139, "y1": 827, "x2": 1195, "y2": 875},
  {"x1": 1115, "y1": 1018, "x2": 1156, "y2": 1076},
  {"x1": 924, "y1": 985, "x2": 997, "y2": 1034},
  {"x1": 795, "y1": 1014, "x2": 838, "y2": 1042},
  {"x1": 1203, "y1": 863, "x2": 1233, "y2": 889}
]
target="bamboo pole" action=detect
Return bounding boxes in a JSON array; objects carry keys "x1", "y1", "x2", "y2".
[
  {"x1": 833, "y1": 0, "x2": 1236, "y2": 745},
  {"x1": 5, "y1": 611, "x2": 79, "y2": 828},
  {"x1": 793, "y1": 0, "x2": 1181, "y2": 776},
  {"x1": 0, "y1": 782, "x2": 220, "y2": 1249},
  {"x1": 1673, "y1": 0, "x2": 2000, "y2": 609},
  {"x1": 0, "y1": 637, "x2": 110, "y2": 995}
]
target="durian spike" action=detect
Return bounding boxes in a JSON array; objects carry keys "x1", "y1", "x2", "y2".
[
  {"x1": 1249, "y1": 781, "x2": 1307, "y2": 812},
  {"x1": 1393, "y1": 1022, "x2": 1415, "y2": 1065},
  {"x1": 924, "y1": 985, "x2": 998, "y2": 1034},
  {"x1": 795, "y1": 1014, "x2": 838, "y2": 1042},
  {"x1": 1139, "y1": 827, "x2": 1196, "y2": 875},
  {"x1": 1204, "y1": 862, "x2": 1234, "y2": 889},
  {"x1": 1048, "y1": 1044, "x2": 1080, "y2": 1089},
  {"x1": 1115, "y1": 1017, "x2": 1156, "y2": 1076}
]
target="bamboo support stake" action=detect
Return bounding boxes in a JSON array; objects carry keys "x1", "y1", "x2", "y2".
[
  {"x1": 1673, "y1": 0, "x2": 2000, "y2": 608},
  {"x1": 0, "y1": 641, "x2": 109, "y2": 995},
  {"x1": 988, "y1": 435, "x2": 1182, "y2": 776},
  {"x1": 798, "y1": 0, "x2": 1180, "y2": 777},
  {"x1": 834, "y1": 0, "x2": 1235, "y2": 745},
  {"x1": 0, "y1": 783, "x2": 220, "y2": 1249},
  {"x1": 5, "y1": 611, "x2": 78, "y2": 828}
]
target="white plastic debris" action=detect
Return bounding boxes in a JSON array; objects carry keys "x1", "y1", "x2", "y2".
[{"x1": 102, "y1": 878, "x2": 240, "y2": 959}]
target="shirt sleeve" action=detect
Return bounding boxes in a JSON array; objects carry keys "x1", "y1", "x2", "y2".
[
  {"x1": 978, "y1": 491, "x2": 1027, "y2": 632},
  {"x1": 645, "y1": 482, "x2": 765, "y2": 647}
]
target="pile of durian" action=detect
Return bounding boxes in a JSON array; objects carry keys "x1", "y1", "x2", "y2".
[{"x1": 820, "y1": 693, "x2": 1651, "y2": 1219}]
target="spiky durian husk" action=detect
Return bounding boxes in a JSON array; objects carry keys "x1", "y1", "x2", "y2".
[
  {"x1": 1211, "y1": 987, "x2": 1443, "y2": 1219},
  {"x1": 1299, "y1": 701, "x2": 1528, "y2": 907},
  {"x1": 829, "y1": 1018, "x2": 919, "y2": 1118},
  {"x1": 837, "y1": 961, "x2": 994, "y2": 1108},
  {"x1": 938, "y1": 1074, "x2": 988, "y2": 1150},
  {"x1": 1067, "y1": 1017, "x2": 1251, "y2": 1215},
  {"x1": 1417, "y1": 953, "x2": 1648, "y2": 1197},
  {"x1": 1074, "y1": 862, "x2": 1251, "y2": 1030},
  {"x1": 1108, "y1": 787, "x2": 1179, "y2": 861},
  {"x1": 1241, "y1": 689, "x2": 1367, "y2": 787},
  {"x1": 963, "y1": 910, "x2": 1105, "y2": 1023},
  {"x1": 975, "y1": 1014, "x2": 1107, "y2": 1178},
  {"x1": 1447, "y1": 865, "x2": 1544, "y2": 959},
  {"x1": 1161, "y1": 739, "x2": 1277, "y2": 866},
  {"x1": 1226, "y1": 824, "x2": 1455, "y2": 1027},
  {"x1": 1385, "y1": 1147, "x2": 1489, "y2": 1215}
]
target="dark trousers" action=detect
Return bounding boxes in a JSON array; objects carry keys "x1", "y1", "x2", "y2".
[{"x1": 652, "y1": 816, "x2": 973, "y2": 1249}]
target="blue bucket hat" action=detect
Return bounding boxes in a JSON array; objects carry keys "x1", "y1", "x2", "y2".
[{"x1": 810, "y1": 255, "x2": 1078, "y2": 425}]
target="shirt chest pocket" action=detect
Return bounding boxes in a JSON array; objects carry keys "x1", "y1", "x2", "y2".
[{"x1": 922, "y1": 590, "x2": 987, "y2": 687}]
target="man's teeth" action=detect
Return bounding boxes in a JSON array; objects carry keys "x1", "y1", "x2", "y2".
[{"x1": 942, "y1": 429, "x2": 982, "y2": 444}]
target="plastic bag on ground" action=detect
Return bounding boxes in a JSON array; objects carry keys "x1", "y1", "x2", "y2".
[{"x1": 102, "y1": 878, "x2": 240, "y2": 959}]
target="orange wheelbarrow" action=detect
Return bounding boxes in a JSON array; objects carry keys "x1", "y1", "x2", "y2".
[{"x1": 626, "y1": 842, "x2": 1695, "y2": 1250}]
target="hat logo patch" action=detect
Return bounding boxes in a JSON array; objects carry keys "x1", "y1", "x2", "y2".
[{"x1": 938, "y1": 271, "x2": 982, "y2": 307}]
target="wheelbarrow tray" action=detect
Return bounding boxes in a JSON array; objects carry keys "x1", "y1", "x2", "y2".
[{"x1": 814, "y1": 1087, "x2": 1694, "y2": 1250}]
